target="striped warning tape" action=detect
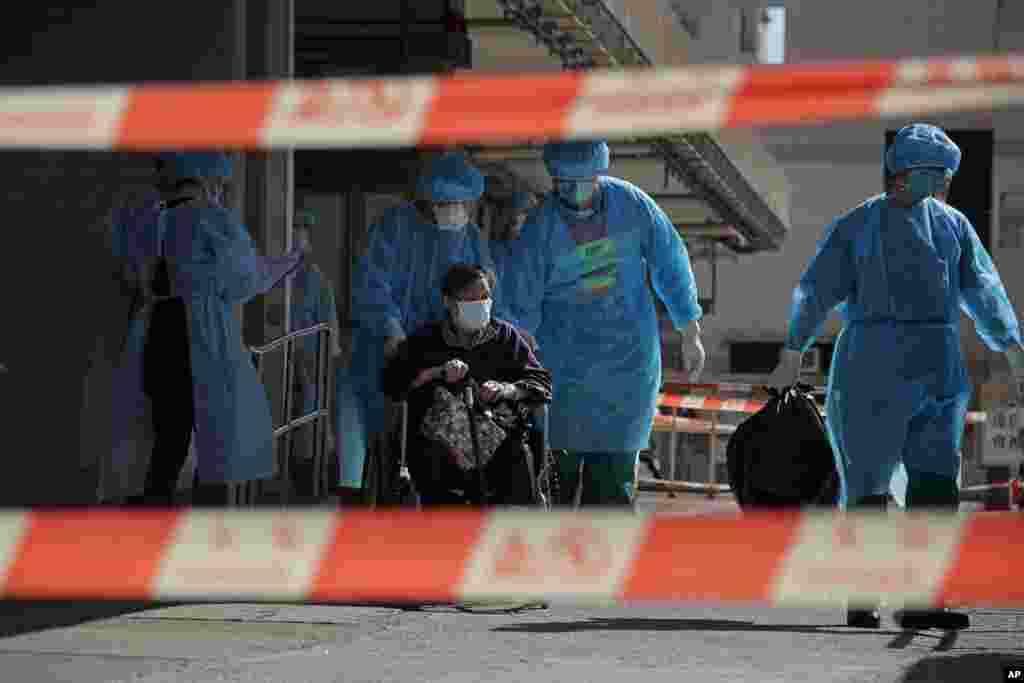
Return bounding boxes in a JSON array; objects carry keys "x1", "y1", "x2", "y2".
[
  {"x1": 659, "y1": 392, "x2": 765, "y2": 414},
  {"x1": 0, "y1": 509, "x2": 1021, "y2": 607},
  {"x1": 667, "y1": 382, "x2": 825, "y2": 396},
  {"x1": 0, "y1": 53, "x2": 1021, "y2": 150},
  {"x1": 657, "y1": 390, "x2": 987, "y2": 425}
]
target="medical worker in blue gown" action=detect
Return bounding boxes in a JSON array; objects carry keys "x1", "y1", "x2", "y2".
[
  {"x1": 288, "y1": 209, "x2": 342, "y2": 464},
  {"x1": 111, "y1": 151, "x2": 304, "y2": 505},
  {"x1": 98, "y1": 154, "x2": 176, "y2": 502},
  {"x1": 502, "y1": 140, "x2": 706, "y2": 508},
  {"x1": 335, "y1": 151, "x2": 505, "y2": 501},
  {"x1": 490, "y1": 190, "x2": 534, "y2": 282},
  {"x1": 769, "y1": 124, "x2": 1024, "y2": 631}
]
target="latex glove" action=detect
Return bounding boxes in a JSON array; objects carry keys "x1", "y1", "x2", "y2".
[
  {"x1": 383, "y1": 318, "x2": 405, "y2": 360},
  {"x1": 680, "y1": 321, "x2": 706, "y2": 382},
  {"x1": 1006, "y1": 343, "x2": 1024, "y2": 404},
  {"x1": 442, "y1": 359, "x2": 469, "y2": 384},
  {"x1": 383, "y1": 334, "x2": 406, "y2": 361},
  {"x1": 480, "y1": 380, "x2": 517, "y2": 403},
  {"x1": 767, "y1": 348, "x2": 803, "y2": 390}
]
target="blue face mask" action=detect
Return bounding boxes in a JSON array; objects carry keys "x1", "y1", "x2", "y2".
[
  {"x1": 904, "y1": 168, "x2": 948, "y2": 204},
  {"x1": 555, "y1": 179, "x2": 597, "y2": 208}
]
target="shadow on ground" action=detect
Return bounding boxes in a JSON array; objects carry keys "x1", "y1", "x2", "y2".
[
  {"x1": 493, "y1": 618, "x2": 1014, "y2": 641},
  {"x1": 0, "y1": 601, "x2": 172, "y2": 639},
  {"x1": 900, "y1": 653, "x2": 1024, "y2": 682},
  {"x1": 492, "y1": 618, "x2": 902, "y2": 637}
]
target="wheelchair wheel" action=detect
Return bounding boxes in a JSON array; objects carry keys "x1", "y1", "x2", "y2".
[{"x1": 535, "y1": 448, "x2": 561, "y2": 510}]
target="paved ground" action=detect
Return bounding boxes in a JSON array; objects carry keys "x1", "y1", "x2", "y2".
[{"x1": 0, "y1": 493, "x2": 1020, "y2": 683}]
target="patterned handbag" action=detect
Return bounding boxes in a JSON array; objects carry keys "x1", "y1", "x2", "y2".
[{"x1": 420, "y1": 381, "x2": 508, "y2": 471}]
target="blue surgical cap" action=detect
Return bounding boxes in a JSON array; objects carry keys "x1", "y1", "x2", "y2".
[
  {"x1": 885, "y1": 124, "x2": 961, "y2": 176},
  {"x1": 164, "y1": 152, "x2": 234, "y2": 182},
  {"x1": 509, "y1": 190, "x2": 533, "y2": 211},
  {"x1": 416, "y1": 151, "x2": 485, "y2": 202},
  {"x1": 543, "y1": 140, "x2": 610, "y2": 179}
]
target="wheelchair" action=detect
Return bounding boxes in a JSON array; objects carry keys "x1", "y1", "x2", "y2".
[{"x1": 363, "y1": 392, "x2": 560, "y2": 510}]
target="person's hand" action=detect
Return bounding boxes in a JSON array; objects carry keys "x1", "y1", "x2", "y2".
[
  {"x1": 681, "y1": 335, "x2": 706, "y2": 382},
  {"x1": 412, "y1": 366, "x2": 441, "y2": 389},
  {"x1": 766, "y1": 348, "x2": 803, "y2": 390},
  {"x1": 442, "y1": 359, "x2": 469, "y2": 384},
  {"x1": 480, "y1": 380, "x2": 515, "y2": 403},
  {"x1": 1006, "y1": 344, "x2": 1024, "y2": 404},
  {"x1": 383, "y1": 334, "x2": 405, "y2": 361},
  {"x1": 680, "y1": 321, "x2": 705, "y2": 381}
]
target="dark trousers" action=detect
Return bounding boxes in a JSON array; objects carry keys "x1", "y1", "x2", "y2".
[
  {"x1": 409, "y1": 436, "x2": 535, "y2": 507},
  {"x1": 142, "y1": 298, "x2": 195, "y2": 504}
]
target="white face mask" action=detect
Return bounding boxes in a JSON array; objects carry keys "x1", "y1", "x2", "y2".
[
  {"x1": 434, "y1": 204, "x2": 470, "y2": 231},
  {"x1": 455, "y1": 299, "x2": 493, "y2": 332}
]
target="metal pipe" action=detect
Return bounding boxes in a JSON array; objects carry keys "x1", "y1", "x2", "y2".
[
  {"x1": 280, "y1": 336, "x2": 294, "y2": 506},
  {"x1": 250, "y1": 323, "x2": 329, "y2": 355},
  {"x1": 273, "y1": 409, "x2": 329, "y2": 439},
  {"x1": 707, "y1": 412, "x2": 719, "y2": 498},
  {"x1": 638, "y1": 478, "x2": 731, "y2": 494},
  {"x1": 667, "y1": 408, "x2": 679, "y2": 482},
  {"x1": 312, "y1": 327, "x2": 326, "y2": 499},
  {"x1": 250, "y1": 322, "x2": 336, "y2": 501}
]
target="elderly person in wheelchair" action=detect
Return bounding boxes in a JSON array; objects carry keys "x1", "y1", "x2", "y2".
[{"x1": 381, "y1": 263, "x2": 552, "y2": 506}]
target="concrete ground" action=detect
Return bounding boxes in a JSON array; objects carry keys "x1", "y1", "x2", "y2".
[{"x1": 0, "y1": 492, "x2": 1020, "y2": 683}]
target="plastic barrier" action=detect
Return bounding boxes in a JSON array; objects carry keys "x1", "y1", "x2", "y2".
[
  {"x1": 0, "y1": 54, "x2": 1021, "y2": 150},
  {"x1": 0, "y1": 508, "x2": 1021, "y2": 607}
]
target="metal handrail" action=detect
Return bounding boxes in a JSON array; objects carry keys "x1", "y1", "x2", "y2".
[
  {"x1": 272, "y1": 409, "x2": 329, "y2": 438},
  {"x1": 250, "y1": 323, "x2": 330, "y2": 355},
  {"x1": 246, "y1": 323, "x2": 335, "y2": 506}
]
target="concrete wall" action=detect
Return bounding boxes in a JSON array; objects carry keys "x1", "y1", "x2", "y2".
[{"x1": 0, "y1": 2, "x2": 249, "y2": 504}]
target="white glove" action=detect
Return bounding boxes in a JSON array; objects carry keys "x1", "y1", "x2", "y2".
[
  {"x1": 680, "y1": 320, "x2": 706, "y2": 382},
  {"x1": 383, "y1": 334, "x2": 406, "y2": 361},
  {"x1": 383, "y1": 318, "x2": 406, "y2": 361},
  {"x1": 1006, "y1": 344, "x2": 1024, "y2": 404},
  {"x1": 767, "y1": 348, "x2": 803, "y2": 390}
]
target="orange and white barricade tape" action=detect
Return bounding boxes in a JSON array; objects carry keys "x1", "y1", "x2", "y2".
[
  {"x1": 649, "y1": 383, "x2": 987, "y2": 493},
  {"x1": 659, "y1": 384, "x2": 987, "y2": 424},
  {"x1": 0, "y1": 509, "x2": 1021, "y2": 608},
  {"x1": 0, "y1": 53, "x2": 1022, "y2": 150}
]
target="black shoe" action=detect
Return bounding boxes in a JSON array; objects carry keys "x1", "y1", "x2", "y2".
[
  {"x1": 846, "y1": 608, "x2": 881, "y2": 628},
  {"x1": 895, "y1": 608, "x2": 969, "y2": 631}
]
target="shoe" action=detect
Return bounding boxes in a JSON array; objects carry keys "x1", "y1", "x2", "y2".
[
  {"x1": 895, "y1": 608, "x2": 969, "y2": 631},
  {"x1": 846, "y1": 608, "x2": 881, "y2": 628}
]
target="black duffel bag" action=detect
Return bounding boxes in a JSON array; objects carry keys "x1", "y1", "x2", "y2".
[{"x1": 726, "y1": 384, "x2": 839, "y2": 509}]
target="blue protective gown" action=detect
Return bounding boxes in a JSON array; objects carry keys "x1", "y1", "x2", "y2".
[
  {"x1": 336, "y1": 202, "x2": 503, "y2": 488},
  {"x1": 102, "y1": 192, "x2": 165, "y2": 500},
  {"x1": 503, "y1": 176, "x2": 702, "y2": 453},
  {"x1": 786, "y1": 195, "x2": 1022, "y2": 508},
  {"x1": 111, "y1": 200, "x2": 304, "y2": 486},
  {"x1": 289, "y1": 265, "x2": 339, "y2": 417}
]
